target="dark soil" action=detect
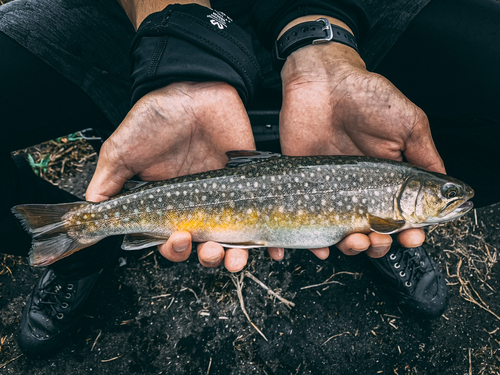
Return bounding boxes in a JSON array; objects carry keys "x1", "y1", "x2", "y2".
[{"x1": 1, "y1": 159, "x2": 500, "y2": 375}]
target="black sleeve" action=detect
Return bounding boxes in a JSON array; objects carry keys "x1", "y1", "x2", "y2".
[{"x1": 250, "y1": 0, "x2": 371, "y2": 50}]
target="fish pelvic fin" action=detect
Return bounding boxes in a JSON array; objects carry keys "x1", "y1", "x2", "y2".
[
  {"x1": 122, "y1": 233, "x2": 170, "y2": 250},
  {"x1": 11, "y1": 202, "x2": 99, "y2": 267},
  {"x1": 368, "y1": 214, "x2": 406, "y2": 234}
]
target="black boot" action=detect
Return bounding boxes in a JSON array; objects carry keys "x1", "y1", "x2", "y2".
[
  {"x1": 367, "y1": 242, "x2": 448, "y2": 318},
  {"x1": 17, "y1": 267, "x2": 101, "y2": 358}
]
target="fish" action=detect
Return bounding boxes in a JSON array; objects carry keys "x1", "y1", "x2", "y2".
[{"x1": 12, "y1": 151, "x2": 474, "y2": 267}]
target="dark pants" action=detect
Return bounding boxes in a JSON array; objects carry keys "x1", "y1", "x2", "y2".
[{"x1": 1, "y1": 0, "x2": 499, "y2": 275}]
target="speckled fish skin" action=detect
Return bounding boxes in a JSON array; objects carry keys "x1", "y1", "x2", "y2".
[{"x1": 12, "y1": 152, "x2": 474, "y2": 266}]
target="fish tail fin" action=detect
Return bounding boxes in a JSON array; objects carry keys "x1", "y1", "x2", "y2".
[{"x1": 12, "y1": 202, "x2": 98, "y2": 267}]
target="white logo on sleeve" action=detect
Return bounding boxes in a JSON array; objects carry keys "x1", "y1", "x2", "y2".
[{"x1": 207, "y1": 9, "x2": 233, "y2": 29}]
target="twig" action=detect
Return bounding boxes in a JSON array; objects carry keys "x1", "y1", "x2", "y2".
[
  {"x1": 101, "y1": 355, "x2": 122, "y2": 363},
  {"x1": 207, "y1": 357, "x2": 212, "y2": 375},
  {"x1": 244, "y1": 271, "x2": 295, "y2": 308},
  {"x1": 0, "y1": 354, "x2": 23, "y2": 369},
  {"x1": 180, "y1": 287, "x2": 199, "y2": 301},
  {"x1": 321, "y1": 332, "x2": 350, "y2": 346},
  {"x1": 300, "y1": 280, "x2": 343, "y2": 290},
  {"x1": 230, "y1": 273, "x2": 268, "y2": 341},
  {"x1": 91, "y1": 330, "x2": 102, "y2": 351}
]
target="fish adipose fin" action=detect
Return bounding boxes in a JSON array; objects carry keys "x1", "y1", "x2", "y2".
[
  {"x1": 122, "y1": 233, "x2": 170, "y2": 250},
  {"x1": 11, "y1": 202, "x2": 100, "y2": 267},
  {"x1": 225, "y1": 150, "x2": 281, "y2": 168},
  {"x1": 368, "y1": 214, "x2": 405, "y2": 234}
]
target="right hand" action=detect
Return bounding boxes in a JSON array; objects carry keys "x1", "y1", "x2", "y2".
[{"x1": 86, "y1": 81, "x2": 259, "y2": 271}]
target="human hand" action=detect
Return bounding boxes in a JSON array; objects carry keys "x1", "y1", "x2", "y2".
[
  {"x1": 278, "y1": 40, "x2": 445, "y2": 258},
  {"x1": 86, "y1": 81, "x2": 264, "y2": 271}
]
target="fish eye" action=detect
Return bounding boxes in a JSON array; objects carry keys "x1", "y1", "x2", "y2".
[{"x1": 442, "y1": 183, "x2": 460, "y2": 198}]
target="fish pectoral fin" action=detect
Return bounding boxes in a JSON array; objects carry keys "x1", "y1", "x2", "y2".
[
  {"x1": 225, "y1": 150, "x2": 281, "y2": 168},
  {"x1": 122, "y1": 233, "x2": 170, "y2": 251},
  {"x1": 217, "y1": 241, "x2": 266, "y2": 249},
  {"x1": 368, "y1": 214, "x2": 406, "y2": 234},
  {"x1": 121, "y1": 179, "x2": 148, "y2": 192}
]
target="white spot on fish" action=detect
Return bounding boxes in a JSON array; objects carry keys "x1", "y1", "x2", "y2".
[
  {"x1": 122, "y1": 205, "x2": 127, "y2": 210},
  {"x1": 167, "y1": 193, "x2": 171, "y2": 197},
  {"x1": 158, "y1": 198, "x2": 162, "y2": 202},
  {"x1": 115, "y1": 212, "x2": 120, "y2": 217},
  {"x1": 352, "y1": 197, "x2": 358, "y2": 203},
  {"x1": 326, "y1": 176, "x2": 330, "y2": 181},
  {"x1": 175, "y1": 191, "x2": 180, "y2": 196},
  {"x1": 321, "y1": 200, "x2": 326, "y2": 206},
  {"x1": 149, "y1": 195, "x2": 154, "y2": 199},
  {"x1": 76, "y1": 221, "x2": 81, "y2": 225},
  {"x1": 202, "y1": 196, "x2": 207, "y2": 201},
  {"x1": 298, "y1": 210, "x2": 304, "y2": 216},
  {"x1": 106, "y1": 205, "x2": 111, "y2": 209},
  {"x1": 375, "y1": 191, "x2": 380, "y2": 196},
  {"x1": 104, "y1": 215, "x2": 108, "y2": 219},
  {"x1": 134, "y1": 209, "x2": 139, "y2": 214},
  {"x1": 146, "y1": 207, "x2": 150, "y2": 213}
]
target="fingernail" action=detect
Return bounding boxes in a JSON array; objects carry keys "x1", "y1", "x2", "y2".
[{"x1": 172, "y1": 239, "x2": 190, "y2": 253}]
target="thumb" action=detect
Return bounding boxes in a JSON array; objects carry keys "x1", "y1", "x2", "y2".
[
  {"x1": 86, "y1": 147, "x2": 134, "y2": 203},
  {"x1": 404, "y1": 114, "x2": 446, "y2": 174}
]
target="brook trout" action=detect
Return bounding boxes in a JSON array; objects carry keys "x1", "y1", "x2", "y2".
[{"x1": 13, "y1": 151, "x2": 474, "y2": 266}]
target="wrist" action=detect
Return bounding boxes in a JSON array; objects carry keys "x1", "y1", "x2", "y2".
[
  {"x1": 273, "y1": 16, "x2": 360, "y2": 71},
  {"x1": 278, "y1": 15, "x2": 353, "y2": 39}
]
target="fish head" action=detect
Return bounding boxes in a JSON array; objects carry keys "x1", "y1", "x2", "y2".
[{"x1": 398, "y1": 170, "x2": 474, "y2": 226}]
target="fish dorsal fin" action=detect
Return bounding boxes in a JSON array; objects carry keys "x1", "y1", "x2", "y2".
[
  {"x1": 122, "y1": 233, "x2": 170, "y2": 251},
  {"x1": 225, "y1": 150, "x2": 281, "y2": 168},
  {"x1": 368, "y1": 214, "x2": 405, "y2": 234}
]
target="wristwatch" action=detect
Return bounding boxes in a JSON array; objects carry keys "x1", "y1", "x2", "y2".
[{"x1": 272, "y1": 17, "x2": 359, "y2": 70}]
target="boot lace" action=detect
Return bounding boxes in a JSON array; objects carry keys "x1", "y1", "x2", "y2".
[
  {"x1": 389, "y1": 248, "x2": 426, "y2": 290},
  {"x1": 37, "y1": 279, "x2": 74, "y2": 320}
]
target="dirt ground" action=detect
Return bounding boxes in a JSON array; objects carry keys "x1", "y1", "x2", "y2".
[{"x1": 1, "y1": 155, "x2": 500, "y2": 375}]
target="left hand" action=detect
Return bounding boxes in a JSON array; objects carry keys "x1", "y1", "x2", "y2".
[{"x1": 278, "y1": 41, "x2": 445, "y2": 259}]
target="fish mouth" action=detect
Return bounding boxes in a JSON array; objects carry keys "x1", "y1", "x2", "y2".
[{"x1": 426, "y1": 200, "x2": 474, "y2": 224}]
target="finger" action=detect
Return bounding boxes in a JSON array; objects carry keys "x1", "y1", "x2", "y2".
[
  {"x1": 396, "y1": 228, "x2": 425, "y2": 248},
  {"x1": 404, "y1": 111, "x2": 446, "y2": 174},
  {"x1": 157, "y1": 231, "x2": 192, "y2": 262},
  {"x1": 268, "y1": 247, "x2": 285, "y2": 261},
  {"x1": 224, "y1": 248, "x2": 249, "y2": 273},
  {"x1": 365, "y1": 232, "x2": 393, "y2": 258},
  {"x1": 86, "y1": 145, "x2": 133, "y2": 202},
  {"x1": 197, "y1": 241, "x2": 225, "y2": 268},
  {"x1": 308, "y1": 247, "x2": 330, "y2": 260},
  {"x1": 335, "y1": 233, "x2": 371, "y2": 256}
]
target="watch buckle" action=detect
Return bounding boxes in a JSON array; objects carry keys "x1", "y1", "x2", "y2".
[{"x1": 312, "y1": 18, "x2": 333, "y2": 45}]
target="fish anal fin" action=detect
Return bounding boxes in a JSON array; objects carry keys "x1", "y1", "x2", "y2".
[
  {"x1": 122, "y1": 233, "x2": 170, "y2": 250},
  {"x1": 225, "y1": 150, "x2": 281, "y2": 168},
  {"x1": 217, "y1": 242, "x2": 265, "y2": 249},
  {"x1": 368, "y1": 214, "x2": 405, "y2": 234}
]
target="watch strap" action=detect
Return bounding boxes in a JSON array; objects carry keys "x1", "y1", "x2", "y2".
[{"x1": 272, "y1": 18, "x2": 358, "y2": 70}]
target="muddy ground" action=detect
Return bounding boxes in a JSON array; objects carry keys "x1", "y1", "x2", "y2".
[{"x1": 1, "y1": 157, "x2": 500, "y2": 375}]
